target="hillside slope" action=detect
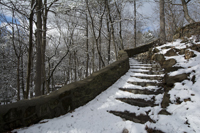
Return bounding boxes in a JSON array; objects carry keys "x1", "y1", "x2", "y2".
[{"x1": 13, "y1": 36, "x2": 200, "y2": 133}]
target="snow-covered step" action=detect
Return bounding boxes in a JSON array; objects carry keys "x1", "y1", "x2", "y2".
[
  {"x1": 131, "y1": 71, "x2": 164, "y2": 75},
  {"x1": 130, "y1": 64, "x2": 160, "y2": 67},
  {"x1": 130, "y1": 67, "x2": 162, "y2": 71},
  {"x1": 127, "y1": 81, "x2": 162, "y2": 87},
  {"x1": 137, "y1": 60, "x2": 157, "y2": 64},
  {"x1": 116, "y1": 98, "x2": 158, "y2": 107},
  {"x1": 108, "y1": 110, "x2": 155, "y2": 124},
  {"x1": 119, "y1": 88, "x2": 163, "y2": 95},
  {"x1": 132, "y1": 76, "x2": 163, "y2": 80}
]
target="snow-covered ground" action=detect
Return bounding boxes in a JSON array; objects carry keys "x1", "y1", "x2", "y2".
[
  {"x1": 14, "y1": 59, "x2": 154, "y2": 133},
  {"x1": 14, "y1": 37, "x2": 200, "y2": 133}
]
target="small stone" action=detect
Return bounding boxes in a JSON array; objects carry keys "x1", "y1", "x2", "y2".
[
  {"x1": 153, "y1": 48, "x2": 160, "y2": 53},
  {"x1": 158, "y1": 109, "x2": 171, "y2": 115},
  {"x1": 185, "y1": 50, "x2": 196, "y2": 60},
  {"x1": 122, "y1": 128, "x2": 129, "y2": 133}
]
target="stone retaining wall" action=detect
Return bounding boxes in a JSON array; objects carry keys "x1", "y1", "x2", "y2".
[{"x1": 125, "y1": 39, "x2": 159, "y2": 57}]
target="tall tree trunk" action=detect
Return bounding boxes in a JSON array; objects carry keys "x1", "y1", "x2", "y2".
[
  {"x1": 134, "y1": 0, "x2": 137, "y2": 48},
  {"x1": 35, "y1": 0, "x2": 43, "y2": 97},
  {"x1": 160, "y1": 0, "x2": 166, "y2": 44},
  {"x1": 106, "y1": 15, "x2": 111, "y2": 65},
  {"x1": 25, "y1": 0, "x2": 35, "y2": 99},
  {"x1": 21, "y1": 55, "x2": 25, "y2": 99},
  {"x1": 181, "y1": 0, "x2": 195, "y2": 24},
  {"x1": 99, "y1": 32, "x2": 102, "y2": 69},
  {"x1": 42, "y1": 0, "x2": 48, "y2": 95},
  {"x1": 86, "y1": 13, "x2": 89, "y2": 77},
  {"x1": 74, "y1": 51, "x2": 77, "y2": 81},
  {"x1": 92, "y1": 38, "x2": 95, "y2": 73},
  {"x1": 115, "y1": 2, "x2": 124, "y2": 50},
  {"x1": 17, "y1": 59, "x2": 20, "y2": 101}
]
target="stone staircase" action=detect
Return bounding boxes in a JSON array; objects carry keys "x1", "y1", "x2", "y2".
[{"x1": 108, "y1": 52, "x2": 165, "y2": 132}]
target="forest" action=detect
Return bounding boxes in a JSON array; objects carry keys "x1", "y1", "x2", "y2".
[{"x1": 0, "y1": 0, "x2": 199, "y2": 105}]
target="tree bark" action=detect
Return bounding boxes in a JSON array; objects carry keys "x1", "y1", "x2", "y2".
[
  {"x1": 181, "y1": 0, "x2": 195, "y2": 24},
  {"x1": 85, "y1": 13, "x2": 89, "y2": 77},
  {"x1": 106, "y1": 14, "x2": 111, "y2": 65},
  {"x1": 160, "y1": 0, "x2": 166, "y2": 44},
  {"x1": 134, "y1": 0, "x2": 137, "y2": 48},
  {"x1": 115, "y1": 1, "x2": 124, "y2": 50},
  {"x1": 35, "y1": 0, "x2": 43, "y2": 96}
]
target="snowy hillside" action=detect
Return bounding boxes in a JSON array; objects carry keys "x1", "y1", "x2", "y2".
[{"x1": 14, "y1": 36, "x2": 200, "y2": 133}]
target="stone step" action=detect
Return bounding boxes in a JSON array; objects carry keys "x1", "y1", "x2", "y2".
[
  {"x1": 131, "y1": 71, "x2": 164, "y2": 75},
  {"x1": 116, "y1": 98, "x2": 158, "y2": 107},
  {"x1": 131, "y1": 75, "x2": 163, "y2": 80},
  {"x1": 119, "y1": 88, "x2": 163, "y2": 95},
  {"x1": 130, "y1": 64, "x2": 161, "y2": 67},
  {"x1": 136, "y1": 60, "x2": 157, "y2": 64},
  {"x1": 127, "y1": 81, "x2": 162, "y2": 87},
  {"x1": 108, "y1": 110, "x2": 155, "y2": 124},
  {"x1": 130, "y1": 67, "x2": 162, "y2": 71}
]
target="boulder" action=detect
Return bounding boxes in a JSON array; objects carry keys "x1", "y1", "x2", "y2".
[
  {"x1": 164, "y1": 49, "x2": 178, "y2": 56},
  {"x1": 163, "y1": 73, "x2": 189, "y2": 87},
  {"x1": 151, "y1": 54, "x2": 165, "y2": 65},
  {"x1": 185, "y1": 50, "x2": 196, "y2": 60},
  {"x1": 164, "y1": 66, "x2": 182, "y2": 73},
  {"x1": 161, "y1": 92, "x2": 170, "y2": 108},
  {"x1": 179, "y1": 49, "x2": 185, "y2": 55},
  {"x1": 162, "y1": 58, "x2": 177, "y2": 68}
]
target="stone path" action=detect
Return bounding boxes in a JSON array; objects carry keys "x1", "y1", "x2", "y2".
[{"x1": 109, "y1": 53, "x2": 165, "y2": 132}]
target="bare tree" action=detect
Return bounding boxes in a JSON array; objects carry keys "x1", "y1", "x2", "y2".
[
  {"x1": 25, "y1": 0, "x2": 35, "y2": 99},
  {"x1": 181, "y1": 0, "x2": 195, "y2": 24},
  {"x1": 35, "y1": 0, "x2": 43, "y2": 96}
]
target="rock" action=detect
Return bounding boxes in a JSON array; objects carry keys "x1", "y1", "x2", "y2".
[
  {"x1": 191, "y1": 75, "x2": 196, "y2": 84},
  {"x1": 164, "y1": 73, "x2": 189, "y2": 87},
  {"x1": 164, "y1": 49, "x2": 177, "y2": 56},
  {"x1": 122, "y1": 128, "x2": 129, "y2": 133},
  {"x1": 184, "y1": 98, "x2": 191, "y2": 102},
  {"x1": 153, "y1": 48, "x2": 160, "y2": 53},
  {"x1": 151, "y1": 54, "x2": 165, "y2": 65},
  {"x1": 190, "y1": 44, "x2": 200, "y2": 52},
  {"x1": 162, "y1": 59, "x2": 177, "y2": 69},
  {"x1": 178, "y1": 49, "x2": 185, "y2": 55},
  {"x1": 161, "y1": 92, "x2": 170, "y2": 108},
  {"x1": 158, "y1": 109, "x2": 171, "y2": 115},
  {"x1": 180, "y1": 38, "x2": 188, "y2": 43},
  {"x1": 185, "y1": 50, "x2": 196, "y2": 59},
  {"x1": 165, "y1": 66, "x2": 183, "y2": 73},
  {"x1": 161, "y1": 46, "x2": 172, "y2": 49}
]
